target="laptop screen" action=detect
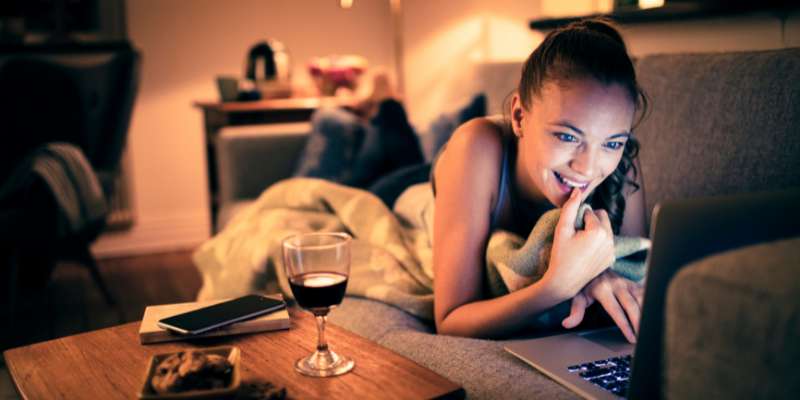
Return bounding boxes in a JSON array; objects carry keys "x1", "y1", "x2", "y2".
[{"x1": 628, "y1": 188, "x2": 800, "y2": 400}]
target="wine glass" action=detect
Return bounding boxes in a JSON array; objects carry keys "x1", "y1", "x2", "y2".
[{"x1": 282, "y1": 232, "x2": 354, "y2": 377}]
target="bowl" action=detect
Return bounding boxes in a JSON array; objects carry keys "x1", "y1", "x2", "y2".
[
  {"x1": 308, "y1": 54, "x2": 368, "y2": 96},
  {"x1": 139, "y1": 346, "x2": 241, "y2": 399}
]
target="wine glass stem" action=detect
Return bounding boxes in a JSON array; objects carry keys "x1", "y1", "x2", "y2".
[{"x1": 315, "y1": 314, "x2": 329, "y2": 352}]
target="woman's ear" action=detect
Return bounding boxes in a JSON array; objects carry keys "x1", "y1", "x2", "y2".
[{"x1": 510, "y1": 93, "x2": 525, "y2": 138}]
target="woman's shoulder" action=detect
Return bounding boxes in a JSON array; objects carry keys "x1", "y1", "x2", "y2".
[
  {"x1": 447, "y1": 115, "x2": 508, "y2": 153},
  {"x1": 462, "y1": 114, "x2": 509, "y2": 132},
  {"x1": 433, "y1": 116, "x2": 506, "y2": 193}
]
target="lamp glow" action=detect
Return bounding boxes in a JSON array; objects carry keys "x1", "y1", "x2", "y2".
[{"x1": 638, "y1": 0, "x2": 664, "y2": 9}]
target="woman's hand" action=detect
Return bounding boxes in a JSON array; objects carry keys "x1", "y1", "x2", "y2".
[
  {"x1": 561, "y1": 270, "x2": 644, "y2": 343},
  {"x1": 543, "y1": 189, "x2": 616, "y2": 298}
]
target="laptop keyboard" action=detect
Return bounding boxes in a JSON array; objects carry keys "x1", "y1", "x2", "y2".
[{"x1": 567, "y1": 354, "x2": 632, "y2": 397}]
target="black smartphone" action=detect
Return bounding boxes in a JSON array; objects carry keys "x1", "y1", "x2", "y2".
[{"x1": 157, "y1": 294, "x2": 286, "y2": 335}]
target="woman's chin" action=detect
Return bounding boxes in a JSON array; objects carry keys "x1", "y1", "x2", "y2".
[
  {"x1": 547, "y1": 191, "x2": 570, "y2": 208},
  {"x1": 548, "y1": 185, "x2": 594, "y2": 208}
]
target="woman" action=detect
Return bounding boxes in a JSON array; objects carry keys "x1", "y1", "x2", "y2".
[{"x1": 431, "y1": 18, "x2": 648, "y2": 342}]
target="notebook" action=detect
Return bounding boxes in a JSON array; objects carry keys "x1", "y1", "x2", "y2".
[{"x1": 139, "y1": 294, "x2": 291, "y2": 344}]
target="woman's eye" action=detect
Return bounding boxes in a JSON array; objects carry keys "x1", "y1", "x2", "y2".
[
  {"x1": 555, "y1": 133, "x2": 578, "y2": 143},
  {"x1": 604, "y1": 141, "x2": 625, "y2": 150}
]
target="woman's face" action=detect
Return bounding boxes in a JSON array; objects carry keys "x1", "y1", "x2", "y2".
[{"x1": 511, "y1": 78, "x2": 635, "y2": 207}]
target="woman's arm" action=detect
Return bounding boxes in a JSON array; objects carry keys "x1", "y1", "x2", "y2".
[
  {"x1": 561, "y1": 270, "x2": 644, "y2": 343},
  {"x1": 562, "y1": 162, "x2": 649, "y2": 343},
  {"x1": 432, "y1": 119, "x2": 616, "y2": 338},
  {"x1": 432, "y1": 119, "x2": 567, "y2": 337}
]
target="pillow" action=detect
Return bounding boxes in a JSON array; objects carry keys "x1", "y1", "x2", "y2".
[
  {"x1": 295, "y1": 100, "x2": 424, "y2": 190},
  {"x1": 368, "y1": 163, "x2": 431, "y2": 208},
  {"x1": 347, "y1": 99, "x2": 424, "y2": 188},
  {"x1": 422, "y1": 93, "x2": 487, "y2": 161},
  {"x1": 292, "y1": 106, "x2": 365, "y2": 183}
]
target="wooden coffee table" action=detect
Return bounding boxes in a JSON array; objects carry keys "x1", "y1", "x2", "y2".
[{"x1": 3, "y1": 310, "x2": 464, "y2": 399}]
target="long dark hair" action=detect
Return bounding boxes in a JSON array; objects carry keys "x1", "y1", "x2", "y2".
[{"x1": 514, "y1": 17, "x2": 648, "y2": 233}]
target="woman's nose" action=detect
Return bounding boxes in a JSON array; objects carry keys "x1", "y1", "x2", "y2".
[{"x1": 569, "y1": 146, "x2": 596, "y2": 178}]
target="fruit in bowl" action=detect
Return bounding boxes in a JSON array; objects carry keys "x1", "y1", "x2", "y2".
[{"x1": 308, "y1": 55, "x2": 368, "y2": 96}]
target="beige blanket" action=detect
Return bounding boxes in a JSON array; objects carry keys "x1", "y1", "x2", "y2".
[{"x1": 194, "y1": 178, "x2": 649, "y2": 321}]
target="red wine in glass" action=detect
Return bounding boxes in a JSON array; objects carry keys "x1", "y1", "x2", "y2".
[
  {"x1": 289, "y1": 272, "x2": 348, "y2": 312},
  {"x1": 282, "y1": 232, "x2": 354, "y2": 377}
]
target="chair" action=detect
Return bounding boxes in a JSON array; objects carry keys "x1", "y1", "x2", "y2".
[{"x1": 0, "y1": 41, "x2": 140, "y2": 340}]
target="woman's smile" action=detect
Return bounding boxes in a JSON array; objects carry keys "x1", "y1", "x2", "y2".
[{"x1": 552, "y1": 171, "x2": 590, "y2": 194}]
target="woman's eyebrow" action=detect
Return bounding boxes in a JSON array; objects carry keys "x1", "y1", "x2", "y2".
[
  {"x1": 550, "y1": 121, "x2": 584, "y2": 135},
  {"x1": 550, "y1": 121, "x2": 630, "y2": 140},
  {"x1": 607, "y1": 132, "x2": 631, "y2": 140}
]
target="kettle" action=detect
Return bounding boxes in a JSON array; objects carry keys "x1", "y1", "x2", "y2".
[{"x1": 245, "y1": 39, "x2": 291, "y2": 83}]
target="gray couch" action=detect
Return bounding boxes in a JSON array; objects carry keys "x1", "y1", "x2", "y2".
[{"x1": 213, "y1": 48, "x2": 800, "y2": 399}]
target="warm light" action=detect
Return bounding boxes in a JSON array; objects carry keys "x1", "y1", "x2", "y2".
[
  {"x1": 340, "y1": 0, "x2": 353, "y2": 9},
  {"x1": 638, "y1": 0, "x2": 664, "y2": 10}
]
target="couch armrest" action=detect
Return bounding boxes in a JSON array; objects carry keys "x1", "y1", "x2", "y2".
[
  {"x1": 665, "y1": 237, "x2": 800, "y2": 400},
  {"x1": 214, "y1": 122, "x2": 311, "y2": 204}
]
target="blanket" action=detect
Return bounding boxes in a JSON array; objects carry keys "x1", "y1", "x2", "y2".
[
  {"x1": 0, "y1": 142, "x2": 107, "y2": 237},
  {"x1": 194, "y1": 178, "x2": 650, "y2": 321}
]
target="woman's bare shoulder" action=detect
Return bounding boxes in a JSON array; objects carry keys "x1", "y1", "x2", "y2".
[
  {"x1": 442, "y1": 117, "x2": 505, "y2": 161},
  {"x1": 433, "y1": 117, "x2": 505, "y2": 204}
]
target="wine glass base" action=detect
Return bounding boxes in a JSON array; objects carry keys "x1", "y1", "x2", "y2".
[{"x1": 295, "y1": 350, "x2": 354, "y2": 377}]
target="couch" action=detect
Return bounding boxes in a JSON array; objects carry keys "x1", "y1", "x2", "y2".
[{"x1": 211, "y1": 48, "x2": 800, "y2": 399}]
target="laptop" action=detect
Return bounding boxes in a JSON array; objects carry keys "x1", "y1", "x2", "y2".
[{"x1": 505, "y1": 188, "x2": 800, "y2": 400}]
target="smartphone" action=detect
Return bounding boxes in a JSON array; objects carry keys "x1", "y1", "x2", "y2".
[{"x1": 157, "y1": 294, "x2": 286, "y2": 335}]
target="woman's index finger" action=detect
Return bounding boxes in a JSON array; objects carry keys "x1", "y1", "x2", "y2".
[{"x1": 557, "y1": 188, "x2": 583, "y2": 234}]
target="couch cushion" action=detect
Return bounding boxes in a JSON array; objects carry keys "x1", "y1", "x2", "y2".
[
  {"x1": 330, "y1": 297, "x2": 576, "y2": 399},
  {"x1": 422, "y1": 93, "x2": 487, "y2": 161},
  {"x1": 216, "y1": 123, "x2": 311, "y2": 203},
  {"x1": 380, "y1": 331, "x2": 579, "y2": 400},
  {"x1": 665, "y1": 237, "x2": 800, "y2": 400},
  {"x1": 634, "y1": 48, "x2": 800, "y2": 227},
  {"x1": 329, "y1": 296, "x2": 433, "y2": 342}
]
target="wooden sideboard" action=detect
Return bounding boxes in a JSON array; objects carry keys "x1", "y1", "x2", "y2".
[{"x1": 194, "y1": 97, "x2": 339, "y2": 136}]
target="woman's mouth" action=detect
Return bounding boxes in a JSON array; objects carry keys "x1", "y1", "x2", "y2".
[{"x1": 553, "y1": 171, "x2": 590, "y2": 194}]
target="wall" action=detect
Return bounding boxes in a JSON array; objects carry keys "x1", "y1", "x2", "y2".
[
  {"x1": 401, "y1": 1, "x2": 800, "y2": 130},
  {"x1": 92, "y1": 0, "x2": 395, "y2": 257},
  {"x1": 400, "y1": 0, "x2": 544, "y2": 130},
  {"x1": 94, "y1": 0, "x2": 798, "y2": 257},
  {"x1": 623, "y1": 12, "x2": 795, "y2": 55}
]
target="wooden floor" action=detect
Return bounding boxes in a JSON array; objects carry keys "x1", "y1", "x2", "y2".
[{"x1": 1, "y1": 250, "x2": 201, "y2": 400}]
